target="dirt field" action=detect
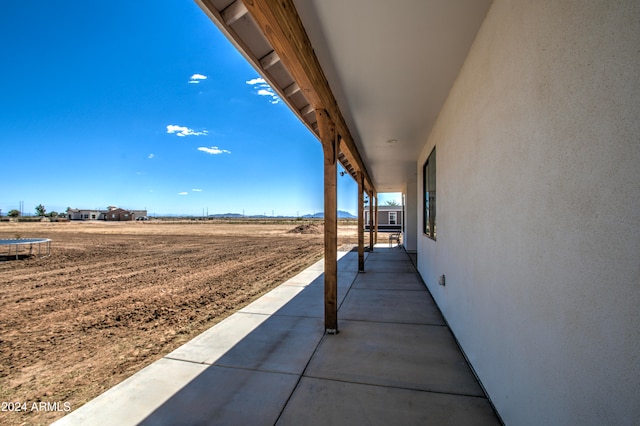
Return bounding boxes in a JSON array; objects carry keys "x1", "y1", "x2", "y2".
[{"x1": 0, "y1": 220, "x2": 357, "y2": 425}]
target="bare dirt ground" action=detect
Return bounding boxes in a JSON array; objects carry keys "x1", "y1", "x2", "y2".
[{"x1": 0, "y1": 220, "x2": 357, "y2": 425}]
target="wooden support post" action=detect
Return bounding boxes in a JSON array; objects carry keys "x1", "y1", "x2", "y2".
[
  {"x1": 357, "y1": 172, "x2": 365, "y2": 272},
  {"x1": 318, "y1": 109, "x2": 338, "y2": 334},
  {"x1": 374, "y1": 195, "x2": 379, "y2": 246},
  {"x1": 369, "y1": 191, "x2": 374, "y2": 251}
]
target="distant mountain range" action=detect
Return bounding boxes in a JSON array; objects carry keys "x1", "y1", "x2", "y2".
[
  {"x1": 301, "y1": 211, "x2": 356, "y2": 219},
  {"x1": 154, "y1": 211, "x2": 356, "y2": 219}
]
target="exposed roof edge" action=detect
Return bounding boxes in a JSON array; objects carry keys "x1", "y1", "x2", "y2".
[{"x1": 195, "y1": 0, "x2": 376, "y2": 195}]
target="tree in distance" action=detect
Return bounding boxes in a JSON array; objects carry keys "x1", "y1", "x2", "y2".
[{"x1": 35, "y1": 204, "x2": 46, "y2": 217}]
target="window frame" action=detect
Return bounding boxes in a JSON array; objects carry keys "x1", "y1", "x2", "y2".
[{"x1": 422, "y1": 147, "x2": 436, "y2": 240}]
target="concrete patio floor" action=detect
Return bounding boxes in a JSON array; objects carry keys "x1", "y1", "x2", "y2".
[{"x1": 54, "y1": 246, "x2": 501, "y2": 425}]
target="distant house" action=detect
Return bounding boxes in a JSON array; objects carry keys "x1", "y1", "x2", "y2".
[
  {"x1": 365, "y1": 204, "x2": 402, "y2": 231},
  {"x1": 67, "y1": 209, "x2": 103, "y2": 221},
  {"x1": 68, "y1": 206, "x2": 147, "y2": 221},
  {"x1": 103, "y1": 208, "x2": 133, "y2": 221}
]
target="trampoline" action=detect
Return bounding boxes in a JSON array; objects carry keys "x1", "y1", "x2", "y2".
[{"x1": 0, "y1": 238, "x2": 51, "y2": 260}]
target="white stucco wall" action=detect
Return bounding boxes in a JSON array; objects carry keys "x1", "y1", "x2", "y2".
[{"x1": 416, "y1": 1, "x2": 640, "y2": 424}]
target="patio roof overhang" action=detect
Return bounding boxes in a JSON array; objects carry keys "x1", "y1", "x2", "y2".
[
  {"x1": 196, "y1": 0, "x2": 376, "y2": 196},
  {"x1": 195, "y1": 0, "x2": 492, "y2": 332},
  {"x1": 196, "y1": 0, "x2": 382, "y2": 333},
  {"x1": 196, "y1": 0, "x2": 492, "y2": 194}
]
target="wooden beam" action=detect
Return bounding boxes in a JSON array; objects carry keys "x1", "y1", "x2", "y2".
[
  {"x1": 283, "y1": 82, "x2": 300, "y2": 97},
  {"x1": 242, "y1": 0, "x2": 329, "y2": 107},
  {"x1": 374, "y1": 195, "x2": 379, "y2": 246},
  {"x1": 242, "y1": 0, "x2": 376, "y2": 195},
  {"x1": 197, "y1": 0, "x2": 321, "y2": 153},
  {"x1": 338, "y1": 137, "x2": 362, "y2": 183},
  {"x1": 367, "y1": 195, "x2": 372, "y2": 250},
  {"x1": 300, "y1": 104, "x2": 314, "y2": 116},
  {"x1": 259, "y1": 50, "x2": 280, "y2": 69},
  {"x1": 357, "y1": 172, "x2": 365, "y2": 272},
  {"x1": 335, "y1": 120, "x2": 374, "y2": 194},
  {"x1": 317, "y1": 109, "x2": 338, "y2": 334},
  {"x1": 222, "y1": 0, "x2": 249, "y2": 25}
]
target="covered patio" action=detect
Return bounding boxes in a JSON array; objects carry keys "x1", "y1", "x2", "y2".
[
  {"x1": 49, "y1": 0, "x2": 640, "y2": 423},
  {"x1": 54, "y1": 246, "x2": 499, "y2": 425},
  {"x1": 54, "y1": 1, "x2": 504, "y2": 423}
]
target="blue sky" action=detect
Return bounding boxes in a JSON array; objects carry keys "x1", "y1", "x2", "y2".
[{"x1": 1, "y1": 2, "x2": 399, "y2": 217}]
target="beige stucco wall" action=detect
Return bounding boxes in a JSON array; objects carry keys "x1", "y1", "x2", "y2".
[{"x1": 417, "y1": 0, "x2": 640, "y2": 424}]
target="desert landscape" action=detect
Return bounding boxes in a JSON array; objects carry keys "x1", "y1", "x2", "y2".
[{"x1": 0, "y1": 219, "x2": 357, "y2": 425}]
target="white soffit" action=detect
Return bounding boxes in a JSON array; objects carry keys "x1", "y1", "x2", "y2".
[{"x1": 294, "y1": 0, "x2": 492, "y2": 192}]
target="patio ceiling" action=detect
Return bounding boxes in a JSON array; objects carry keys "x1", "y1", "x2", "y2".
[{"x1": 197, "y1": 0, "x2": 492, "y2": 193}]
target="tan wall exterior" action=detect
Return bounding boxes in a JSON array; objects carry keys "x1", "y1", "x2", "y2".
[
  {"x1": 104, "y1": 209, "x2": 134, "y2": 221},
  {"x1": 69, "y1": 210, "x2": 102, "y2": 220},
  {"x1": 416, "y1": 1, "x2": 640, "y2": 424}
]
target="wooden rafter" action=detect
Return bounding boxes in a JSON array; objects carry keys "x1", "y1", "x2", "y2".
[
  {"x1": 197, "y1": 0, "x2": 319, "y2": 154},
  {"x1": 197, "y1": 0, "x2": 373, "y2": 190},
  {"x1": 221, "y1": 0, "x2": 249, "y2": 25},
  {"x1": 241, "y1": 0, "x2": 375, "y2": 194}
]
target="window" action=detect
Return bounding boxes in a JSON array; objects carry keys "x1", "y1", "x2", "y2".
[
  {"x1": 365, "y1": 211, "x2": 370, "y2": 225},
  {"x1": 389, "y1": 211, "x2": 397, "y2": 225},
  {"x1": 423, "y1": 147, "x2": 436, "y2": 239}
]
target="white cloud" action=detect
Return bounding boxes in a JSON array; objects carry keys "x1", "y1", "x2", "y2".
[
  {"x1": 246, "y1": 77, "x2": 280, "y2": 104},
  {"x1": 246, "y1": 78, "x2": 265, "y2": 85},
  {"x1": 198, "y1": 146, "x2": 231, "y2": 155},
  {"x1": 178, "y1": 192, "x2": 188, "y2": 195},
  {"x1": 189, "y1": 73, "x2": 207, "y2": 84},
  {"x1": 148, "y1": 154, "x2": 154, "y2": 159},
  {"x1": 167, "y1": 125, "x2": 208, "y2": 137},
  {"x1": 192, "y1": 189, "x2": 203, "y2": 192}
]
